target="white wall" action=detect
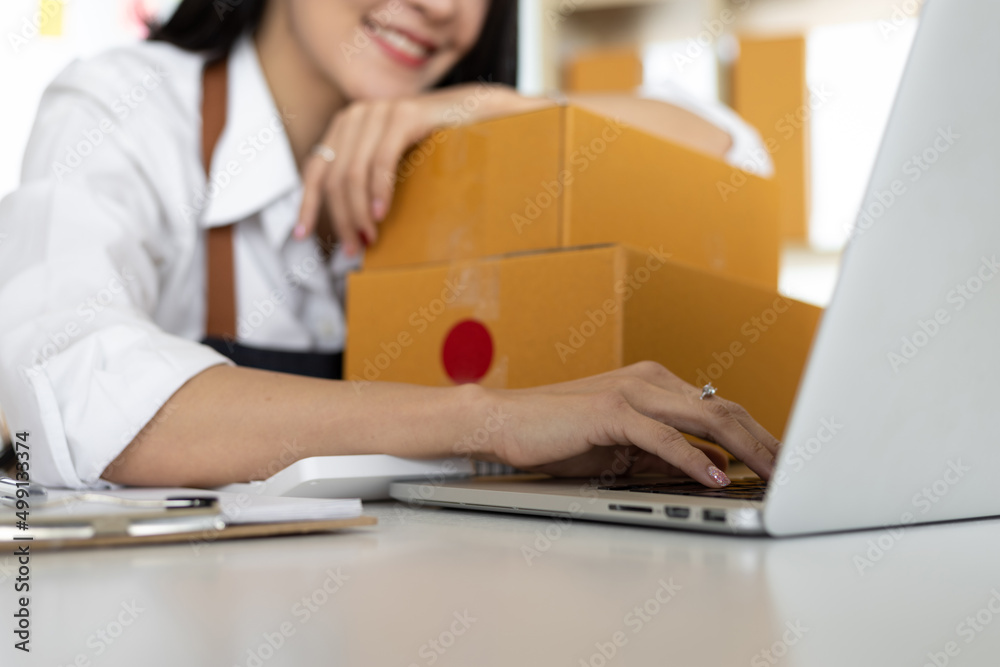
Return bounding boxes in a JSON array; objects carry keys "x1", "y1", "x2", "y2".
[{"x1": 0, "y1": 0, "x2": 177, "y2": 199}]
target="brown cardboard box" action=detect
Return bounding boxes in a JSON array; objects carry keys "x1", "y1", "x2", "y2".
[
  {"x1": 560, "y1": 106, "x2": 781, "y2": 287},
  {"x1": 365, "y1": 109, "x2": 563, "y2": 270},
  {"x1": 564, "y1": 48, "x2": 643, "y2": 93},
  {"x1": 732, "y1": 35, "x2": 811, "y2": 242},
  {"x1": 365, "y1": 105, "x2": 780, "y2": 288},
  {"x1": 346, "y1": 244, "x2": 820, "y2": 438}
]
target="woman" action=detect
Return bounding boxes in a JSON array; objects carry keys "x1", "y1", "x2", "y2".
[{"x1": 0, "y1": 0, "x2": 778, "y2": 490}]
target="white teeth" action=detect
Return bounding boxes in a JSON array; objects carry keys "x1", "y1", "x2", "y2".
[{"x1": 371, "y1": 23, "x2": 430, "y2": 60}]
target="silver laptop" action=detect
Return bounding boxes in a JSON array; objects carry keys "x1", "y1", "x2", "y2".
[{"x1": 391, "y1": 0, "x2": 1000, "y2": 537}]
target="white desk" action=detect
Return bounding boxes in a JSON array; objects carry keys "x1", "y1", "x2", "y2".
[{"x1": 9, "y1": 502, "x2": 1000, "y2": 666}]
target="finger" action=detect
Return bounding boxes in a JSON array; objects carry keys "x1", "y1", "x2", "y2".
[
  {"x1": 610, "y1": 360, "x2": 692, "y2": 394},
  {"x1": 325, "y1": 110, "x2": 366, "y2": 256},
  {"x1": 344, "y1": 102, "x2": 389, "y2": 245},
  {"x1": 370, "y1": 108, "x2": 427, "y2": 228},
  {"x1": 527, "y1": 445, "x2": 634, "y2": 478},
  {"x1": 295, "y1": 156, "x2": 328, "y2": 241},
  {"x1": 617, "y1": 379, "x2": 775, "y2": 481},
  {"x1": 716, "y1": 397, "x2": 783, "y2": 456},
  {"x1": 614, "y1": 408, "x2": 731, "y2": 488},
  {"x1": 690, "y1": 440, "x2": 730, "y2": 471},
  {"x1": 631, "y1": 440, "x2": 729, "y2": 476},
  {"x1": 629, "y1": 441, "x2": 728, "y2": 477}
]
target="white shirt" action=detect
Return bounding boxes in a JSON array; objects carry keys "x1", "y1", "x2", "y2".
[
  {"x1": 639, "y1": 80, "x2": 775, "y2": 178},
  {"x1": 0, "y1": 35, "x2": 355, "y2": 489}
]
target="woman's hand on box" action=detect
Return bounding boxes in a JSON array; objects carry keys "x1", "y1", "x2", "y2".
[
  {"x1": 489, "y1": 361, "x2": 780, "y2": 487},
  {"x1": 295, "y1": 84, "x2": 551, "y2": 256}
]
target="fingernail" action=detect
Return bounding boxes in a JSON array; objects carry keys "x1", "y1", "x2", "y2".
[
  {"x1": 359, "y1": 231, "x2": 370, "y2": 247},
  {"x1": 371, "y1": 199, "x2": 386, "y2": 221},
  {"x1": 293, "y1": 224, "x2": 306, "y2": 240},
  {"x1": 707, "y1": 466, "x2": 730, "y2": 487}
]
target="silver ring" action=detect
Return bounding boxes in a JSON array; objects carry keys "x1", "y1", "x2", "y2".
[
  {"x1": 311, "y1": 144, "x2": 336, "y2": 163},
  {"x1": 700, "y1": 383, "x2": 718, "y2": 400}
]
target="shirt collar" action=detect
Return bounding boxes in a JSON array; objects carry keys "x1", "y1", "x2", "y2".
[{"x1": 201, "y1": 33, "x2": 301, "y2": 247}]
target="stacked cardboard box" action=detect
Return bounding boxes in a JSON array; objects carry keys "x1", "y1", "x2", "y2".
[{"x1": 348, "y1": 106, "x2": 821, "y2": 437}]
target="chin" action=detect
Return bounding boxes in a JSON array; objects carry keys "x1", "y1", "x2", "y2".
[{"x1": 338, "y1": 73, "x2": 426, "y2": 102}]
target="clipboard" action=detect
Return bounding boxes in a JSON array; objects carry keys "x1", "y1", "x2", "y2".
[
  {"x1": 16, "y1": 515, "x2": 377, "y2": 551},
  {"x1": 0, "y1": 488, "x2": 377, "y2": 551}
]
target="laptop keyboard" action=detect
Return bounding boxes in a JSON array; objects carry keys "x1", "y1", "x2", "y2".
[{"x1": 599, "y1": 478, "x2": 768, "y2": 501}]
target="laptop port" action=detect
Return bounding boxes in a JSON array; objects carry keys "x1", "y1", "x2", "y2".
[
  {"x1": 665, "y1": 506, "x2": 690, "y2": 519},
  {"x1": 703, "y1": 509, "x2": 727, "y2": 523},
  {"x1": 608, "y1": 504, "x2": 653, "y2": 514}
]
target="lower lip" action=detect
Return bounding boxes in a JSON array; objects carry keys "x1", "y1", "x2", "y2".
[{"x1": 372, "y1": 31, "x2": 431, "y2": 69}]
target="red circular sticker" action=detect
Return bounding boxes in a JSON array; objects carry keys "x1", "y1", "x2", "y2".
[{"x1": 441, "y1": 320, "x2": 494, "y2": 384}]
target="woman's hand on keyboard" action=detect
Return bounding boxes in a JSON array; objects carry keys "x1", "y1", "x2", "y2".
[{"x1": 485, "y1": 361, "x2": 780, "y2": 488}]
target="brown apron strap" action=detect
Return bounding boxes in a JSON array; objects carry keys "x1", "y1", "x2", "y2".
[{"x1": 201, "y1": 58, "x2": 237, "y2": 340}]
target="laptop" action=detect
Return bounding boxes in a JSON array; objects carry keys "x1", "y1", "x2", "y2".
[{"x1": 391, "y1": 0, "x2": 1000, "y2": 537}]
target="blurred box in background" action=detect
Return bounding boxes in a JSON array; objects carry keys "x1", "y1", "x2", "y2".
[
  {"x1": 732, "y1": 35, "x2": 810, "y2": 242},
  {"x1": 564, "y1": 47, "x2": 643, "y2": 93}
]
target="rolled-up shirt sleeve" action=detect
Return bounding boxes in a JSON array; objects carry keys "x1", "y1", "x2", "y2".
[{"x1": 0, "y1": 55, "x2": 229, "y2": 489}]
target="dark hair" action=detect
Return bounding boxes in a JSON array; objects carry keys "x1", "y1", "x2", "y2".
[{"x1": 148, "y1": 1, "x2": 518, "y2": 87}]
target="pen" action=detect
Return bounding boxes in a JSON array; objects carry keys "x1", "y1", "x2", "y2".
[
  {"x1": 0, "y1": 478, "x2": 215, "y2": 510},
  {"x1": 0, "y1": 476, "x2": 48, "y2": 505}
]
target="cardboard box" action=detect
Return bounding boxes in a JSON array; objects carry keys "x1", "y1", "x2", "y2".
[
  {"x1": 564, "y1": 47, "x2": 643, "y2": 93},
  {"x1": 560, "y1": 106, "x2": 780, "y2": 287},
  {"x1": 732, "y1": 35, "x2": 810, "y2": 242},
  {"x1": 366, "y1": 105, "x2": 780, "y2": 288},
  {"x1": 346, "y1": 244, "x2": 821, "y2": 438}
]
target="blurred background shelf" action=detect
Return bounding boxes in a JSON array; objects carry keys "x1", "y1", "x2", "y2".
[{"x1": 519, "y1": 0, "x2": 920, "y2": 300}]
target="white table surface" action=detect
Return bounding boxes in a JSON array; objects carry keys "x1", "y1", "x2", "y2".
[{"x1": 6, "y1": 500, "x2": 1000, "y2": 667}]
